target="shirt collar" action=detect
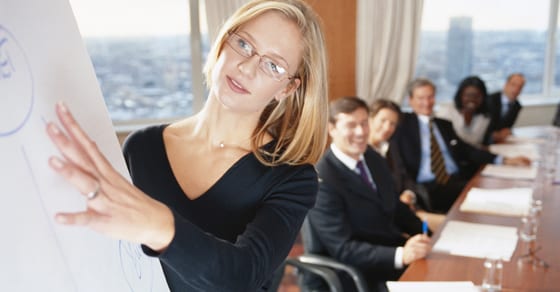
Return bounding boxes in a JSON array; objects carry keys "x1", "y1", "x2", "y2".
[
  {"x1": 330, "y1": 143, "x2": 364, "y2": 171},
  {"x1": 417, "y1": 114, "x2": 431, "y2": 125},
  {"x1": 501, "y1": 93, "x2": 509, "y2": 105}
]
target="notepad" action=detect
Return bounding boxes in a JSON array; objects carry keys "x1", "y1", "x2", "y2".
[
  {"x1": 387, "y1": 281, "x2": 478, "y2": 292},
  {"x1": 481, "y1": 164, "x2": 537, "y2": 180},
  {"x1": 460, "y1": 187, "x2": 533, "y2": 217},
  {"x1": 433, "y1": 221, "x2": 518, "y2": 261}
]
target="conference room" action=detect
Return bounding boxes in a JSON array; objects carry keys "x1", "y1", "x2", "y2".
[{"x1": 3, "y1": 0, "x2": 560, "y2": 291}]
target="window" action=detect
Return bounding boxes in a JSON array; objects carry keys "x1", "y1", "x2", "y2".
[
  {"x1": 68, "y1": 0, "x2": 209, "y2": 124},
  {"x1": 416, "y1": 0, "x2": 554, "y2": 102}
]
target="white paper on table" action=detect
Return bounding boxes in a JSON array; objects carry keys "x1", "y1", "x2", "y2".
[
  {"x1": 489, "y1": 143, "x2": 540, "y2": 161},
  {"x1": 505, "y1": 135, "x2": 547, "y2": 145},
  {"x1": 480, "y1": 164, "x2": 537, "y2": 180},
  {"x1": 460, "y1": 187, "x2": 533, "y2": 217},
  {"x1": 386, "y1": 281, "x2": 478, "y2": 292},
  {"x1": 432, "y1": 221, "x2": 518, "y2": 261}
]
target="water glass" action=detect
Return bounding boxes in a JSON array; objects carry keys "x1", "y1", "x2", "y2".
[
  {"x1": 482, "y1": 257, "x2": 503, "y2": 291},
  {"x1": 519, "y1": 212, "x2": 539, "y2": 242}
]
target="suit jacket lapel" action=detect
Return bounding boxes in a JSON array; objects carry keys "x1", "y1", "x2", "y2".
[
  {"x1": 325, "y1": 150, "x2": 383, "y2": 206},
  {"x1": 363, "y1": 148, "x2": 393, "y2": 215},
  {"x1": 406, "y1": 113, "x2": 422, "y2": 172}
]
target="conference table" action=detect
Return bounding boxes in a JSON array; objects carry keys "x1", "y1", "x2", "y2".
[{"x1": 399, "y1": 126, "x2": 560, "y2": 291}]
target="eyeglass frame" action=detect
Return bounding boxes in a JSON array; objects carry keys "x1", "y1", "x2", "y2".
[{"x1": 225, "y1": 32, "x2": 298, "y2": 82}]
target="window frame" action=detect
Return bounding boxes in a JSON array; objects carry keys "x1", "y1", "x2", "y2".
[{"x1": 113, "y1": 0, "x2": 207, "y2": 133}]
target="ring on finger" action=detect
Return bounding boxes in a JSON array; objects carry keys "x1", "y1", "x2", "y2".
[{"x1": 86, "y1": 184, "x2": 101, "y2": 200}]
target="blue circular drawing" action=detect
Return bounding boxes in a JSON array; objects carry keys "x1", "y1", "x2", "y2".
[{"x1": 0, "y1": 25, "x2": 34, "y2": 137}]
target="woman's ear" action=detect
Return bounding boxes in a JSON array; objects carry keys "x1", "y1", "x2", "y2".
[{"x1": 274, "y1": 78, "x2": 301, "y2": 102}]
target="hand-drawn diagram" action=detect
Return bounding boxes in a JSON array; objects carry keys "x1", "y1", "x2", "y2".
[
  {"x1": 119, "y1": 241, "x2": 155, "y2": 292},
  {"x1": 1, "y1": 0, "x2": 169, "y2": 289},
  {"x1": 0, "y1": 25, "x2": 34, "y2": 137}
]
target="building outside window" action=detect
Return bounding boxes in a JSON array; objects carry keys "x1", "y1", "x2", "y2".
[
  {"x1": 69, "y1": 0, "x2": 209, "y2": 124},
  {"x1": 416, "y1": 0, "x2": 553, "y2": 102}
]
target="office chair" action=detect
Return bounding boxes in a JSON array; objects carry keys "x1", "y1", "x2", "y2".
[
  {"x1": 287, "y1": 217, "x2": 369, "y2": 292},
  {"x1": 269, "y1": 258, "x2": 344, "y2": 292}
]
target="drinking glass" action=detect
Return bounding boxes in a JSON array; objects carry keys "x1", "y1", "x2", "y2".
[{"x1": 482, "y1": 257, "x2": 503, "y2": 291}]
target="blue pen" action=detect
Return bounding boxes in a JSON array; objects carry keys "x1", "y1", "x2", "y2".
[{"x1": 422, "y1": 218, "x2": 428, "y2": 235}]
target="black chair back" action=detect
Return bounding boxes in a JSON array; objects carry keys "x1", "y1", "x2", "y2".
[{"x1": 298, "y1": 217, "x2": 332, "y2": 291}]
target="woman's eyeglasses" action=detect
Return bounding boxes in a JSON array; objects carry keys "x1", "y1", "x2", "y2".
[{"x1": 226, "y1": 33, "x2": 296, "y2": 81}]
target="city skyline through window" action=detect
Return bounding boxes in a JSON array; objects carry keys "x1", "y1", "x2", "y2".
[
  {"x1": 68, "y1": 0, "x2": 209, "y2": 123},
  {"x1": 68, "y1": 0, "x2": 559, "y2": 122},
  {"x1": 416, "y1": 0, "x2": 555, "y2": 104}
]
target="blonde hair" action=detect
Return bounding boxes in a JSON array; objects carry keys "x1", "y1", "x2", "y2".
[{"x1": 203, "y1": 0, "x2": 328, "y2": 166}]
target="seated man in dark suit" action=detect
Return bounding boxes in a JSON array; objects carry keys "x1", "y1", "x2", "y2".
[
  {"x1": 488, "y1": 73, "x2": 525, "y2": 142},
  {"x1": 307, "y1": 96, "x2": 431, "y2": 292},
  {"x1": 390, "y1": 78, "x2": 530, "y2": 214}
]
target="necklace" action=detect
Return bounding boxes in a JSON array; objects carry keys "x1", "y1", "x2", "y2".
[{"x1": 216, "y1": 140, "x2": 251, "y2": 152}]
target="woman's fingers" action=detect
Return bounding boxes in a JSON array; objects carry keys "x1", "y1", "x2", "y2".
[
  {"x1": 55, "y1": 211, "x2": 94, "y2": 226},
  {"x1": 47, "y1": 121, "x2": 99, "y2": 177},
  {"x1": 48, "y1": 102, "x2": 175, "y2": 247},
  {"x1": 55, "y1": 102, "x2": 116, "y2": 178},
  {"x1": 48, "y1": 156, "x2": 103, "y2": 199}
]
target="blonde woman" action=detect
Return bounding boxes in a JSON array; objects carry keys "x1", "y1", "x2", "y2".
[{"x1": 46, "y1": 0, "x2": 328, "y2": 290}]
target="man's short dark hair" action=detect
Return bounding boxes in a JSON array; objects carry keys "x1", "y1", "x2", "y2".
[
  {"x1": 370, "y1": 99, "x2": 402, "y2": 118},
  {"x1": 329, "y1": 96, "x2": 369, "y2": 124}
]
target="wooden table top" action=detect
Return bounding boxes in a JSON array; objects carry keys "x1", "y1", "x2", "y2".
[{"x1": 399, "y1": 128, "x2": 560, "y2": 291}]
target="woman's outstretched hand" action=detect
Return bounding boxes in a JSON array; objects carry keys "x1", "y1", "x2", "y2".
[{"x1": 47, "y1": 102, "x2": 174, "y2": 252}]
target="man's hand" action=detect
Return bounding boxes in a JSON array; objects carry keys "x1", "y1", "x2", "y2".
[
  {"x1": 402, "y1": 234, "x2": 431, "y2": 265},
  {"x1": 504, "y1": 156, "x2": 531, "y2": 166},
  {"x1": 400, "y1": 190, "x2": 417, "y2": 210}
]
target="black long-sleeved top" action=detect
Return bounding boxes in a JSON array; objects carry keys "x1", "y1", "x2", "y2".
[{"x1": 122, "y1": 125, "x2": 317, "y2": 291}]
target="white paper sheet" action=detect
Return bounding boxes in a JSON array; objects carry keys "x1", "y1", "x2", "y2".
[
  {"x1": 505, "y1": 135, "x2": 547, "y2": 145},
  {"x1": 489, "y1": 143, "x2": 540, "y2": 161},
  {"x1": 387, "y1": 281, "x2": 478, "y2": 292},
  {"x1": 1, "y1": 0, "x2": 169, "y2": 290},
  {"x1": 480, "y1": 164, "x2": 537, "y2": 180},
  {"x1": 460, "y1": 187, "x2": 533, "y2": 217},
  {"x1": 433, "y1": 221, "x2": 518, "y2": 261}
]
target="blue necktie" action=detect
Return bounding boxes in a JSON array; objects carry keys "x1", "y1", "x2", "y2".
[{"x1": 356, "y1": 160, "x2": 376, "y2": 191}]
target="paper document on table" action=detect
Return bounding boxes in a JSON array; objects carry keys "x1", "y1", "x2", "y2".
[
  {"x1": 481, "y1": 164, "x2": 537, "y2": 180},
  {"x1": 505, "y1": 135, "x2": 546, "y2": 145},
  {"x1": 460, "y1": 187, "x2": 533, "y2": 217},
  {"x1": 433, "y1": 221, "x2": 518, "y2": 261},
  {"x1": 489, "y1": 143, "x2": 540, "y2": 160},
  {"x1": 386, "y1": 281, "x2": 478, "y2": 292}
]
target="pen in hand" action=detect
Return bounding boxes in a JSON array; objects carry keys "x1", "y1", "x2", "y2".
[{"x1": 422, "y1": 218, "x2": 429, "y2": 237}]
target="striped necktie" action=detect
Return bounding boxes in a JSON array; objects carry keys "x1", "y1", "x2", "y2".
[{"x1": 429, "y1": 120, "x2": 450, "y2": 185}]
